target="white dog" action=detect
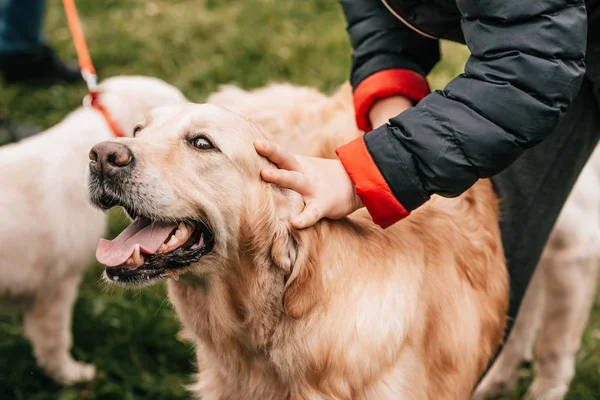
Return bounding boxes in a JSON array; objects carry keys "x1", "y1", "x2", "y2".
[
  {"x1": 0, "y1": 76, "x2": 185, "y2": 385},
  {"x1": 473, "y1": 146, "x2": 600, "y2": 399}
]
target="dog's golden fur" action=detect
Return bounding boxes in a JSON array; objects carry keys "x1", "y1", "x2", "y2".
[{"x1": 96, "y1": 84, "x2": 508, "y2": 399}]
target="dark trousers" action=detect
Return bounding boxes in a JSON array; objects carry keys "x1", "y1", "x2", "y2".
[
  {"x1": 491, "y1": 40, "x2": 600, "y2": 340},
  {"x1": 0, "y1": 0, "x2": 45, "y2": 55}
]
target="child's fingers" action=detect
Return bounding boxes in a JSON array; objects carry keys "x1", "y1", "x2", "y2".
[
  {"x1": 254, "y1": 139, "x2": 301, "y2": 172},
  {"x1": 261, "y1": 168, "x2": 310, "y2": 194},
  {"x1": 291, "y1": 201, "x2": 322, "y2": 229}
]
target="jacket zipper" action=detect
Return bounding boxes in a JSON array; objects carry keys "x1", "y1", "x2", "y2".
[{"x1": 381, "y1": 0, "x2": 438, "y2": 40}]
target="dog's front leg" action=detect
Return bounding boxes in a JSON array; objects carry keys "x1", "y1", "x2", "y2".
[
  {"x1": 22, "y1": 273, "x2": 95, "y2": 385},
  {"x1": 472, "y1": 263, "x2": 545, "y2": 399},
  {"x1": 528, "y1": 248, "x2": 599, "y2": 400}
]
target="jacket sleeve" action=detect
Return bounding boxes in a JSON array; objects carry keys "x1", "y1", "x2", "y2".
[
  {"x1": 337, "y1": 0, "x2": 587, "y2": 228},
  {"x1": 339, "y1": 0, "x2": 440, "y2": 132}
]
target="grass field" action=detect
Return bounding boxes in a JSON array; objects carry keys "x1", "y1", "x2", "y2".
[{"x1": 0, "y1": 1, "x2": 599, "y2": 399}]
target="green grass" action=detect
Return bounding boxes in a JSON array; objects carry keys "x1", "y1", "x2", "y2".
[{"x1": 0, "y1": 1, "x2": 598, "y2": 399}]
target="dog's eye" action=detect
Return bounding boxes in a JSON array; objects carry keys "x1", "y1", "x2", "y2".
[
  {"x1": 192, "y1": 137, "x2": 214, "y2": 150},
  {"x1": 133, "y1": 125, "x2": 143, "y2": 137}
]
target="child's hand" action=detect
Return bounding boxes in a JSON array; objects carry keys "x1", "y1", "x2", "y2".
[{"x1": 254, "y1": 139, "x2": 364, "y2": 229}]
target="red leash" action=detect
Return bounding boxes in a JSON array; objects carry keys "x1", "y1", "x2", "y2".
[{"x1": 62, "y1": 0, "x2": 125, "y2": 138}]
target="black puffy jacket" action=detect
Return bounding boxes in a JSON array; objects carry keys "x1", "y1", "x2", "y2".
[{"x1": 335, "y1": 0, "x2": 595, "y2": 228}]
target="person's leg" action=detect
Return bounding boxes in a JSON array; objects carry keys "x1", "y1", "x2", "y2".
[
  {"x1": 492, "y1": 71, "x2": 600, "y2": 340},
  {"x1": 0, "y1": 0, "x2": 81, "y2": 85},
  {"x1": 0, "y1": 0, "x2": 45, "y2": 54},
  {"x1": 0, "y1": 0, "x2": 78, "y2": 142}
]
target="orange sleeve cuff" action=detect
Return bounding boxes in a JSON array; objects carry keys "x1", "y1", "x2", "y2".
[
  {"x1": 354, "y1": 69, "x2": 431, "y2": 132},
  {"x1": 335, "y1": 136, "x2": 410, "y2": 228}
]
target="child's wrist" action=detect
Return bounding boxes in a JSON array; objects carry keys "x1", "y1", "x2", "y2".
[{"x1": 368, "y1": 95, "x2": 413, "y2": 129}]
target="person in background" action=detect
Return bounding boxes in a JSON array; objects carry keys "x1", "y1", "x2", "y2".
[
  {"x1": 254, "y1": 0, "x2": 600, "y2": 340},
  {"x1": 0, "y1": 0, "x2": 82, "y2": 144}
]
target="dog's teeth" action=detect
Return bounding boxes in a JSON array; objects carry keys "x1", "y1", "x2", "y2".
[
  {"x1": 113, "y1": 276, "x2": 119, "y2": 281},
  {"x1": 167, "y1": 234, "x2": 179, "y2": 247},
  {"x1": 158, "y1": 243, "x2": 167, "y2": 252},
  {"x1": 175, "y1": 222, "x2": 188, "y2": 239},
  {"x1": 132, "y1": 244, "x2": 142, "y2": 264},
  {"x1": 125, "y1": 257, "x2": 133, "y2": 265}
]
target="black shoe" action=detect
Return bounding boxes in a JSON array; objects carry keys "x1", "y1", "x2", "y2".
[
  {"x1": 0, "y1": 44, "x2": 83, "y2": 86},
  {"x1": 0, "y1": 115, "x2": 42, "y2": 145}
]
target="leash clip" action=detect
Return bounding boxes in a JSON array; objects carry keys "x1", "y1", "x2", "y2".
[{"x1": 81, "y1": 69, "x2": 98, "y2": 92}]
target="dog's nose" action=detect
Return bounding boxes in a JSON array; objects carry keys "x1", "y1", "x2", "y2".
[{"x1": 89, "y1": 141, "x2": 133, "y2": 177}]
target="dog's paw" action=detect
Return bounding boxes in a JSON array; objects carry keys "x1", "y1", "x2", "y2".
[
  {"x1": 527, "y1": 380, "x2": 568, "y2": 400},
  {"x1": 472, "y1": 355, "x2": 526, "y2": 399},
  {"x1": 471, "y1": 380, "x2": 513, "y2": 400},
  {"x1": 52, "y1": 360, "x2": 96, "y2": 386},
  {"x1": 472, "y1": 370, "x2": 521, "y2": 400}
]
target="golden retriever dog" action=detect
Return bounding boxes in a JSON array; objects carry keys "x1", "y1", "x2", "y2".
[
  {"x1": 0, "y1": 76, "x2": 185, "y2": 385},
  {"x1": 473, "y1": 146, "x2": 600, "y2": 400},
  {"x1": 88, "y1": 89, "x2": 508, "y2": 398},
  {"x1": 209, "y1": 83, "x2": 600, "y2": 399}
]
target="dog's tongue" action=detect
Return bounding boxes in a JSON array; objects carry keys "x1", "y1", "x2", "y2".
[{"x1": 96, "y1": 218, "x2": 177, "y2": 267}]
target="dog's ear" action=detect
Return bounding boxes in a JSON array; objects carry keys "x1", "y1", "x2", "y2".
[{"x1": 271, "y1": 225, "x2": 319, "y2": 319}]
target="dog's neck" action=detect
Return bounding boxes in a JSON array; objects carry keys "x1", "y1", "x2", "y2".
[{"x1": 224, "y1": 185, "x2": 315, "y2": 345}]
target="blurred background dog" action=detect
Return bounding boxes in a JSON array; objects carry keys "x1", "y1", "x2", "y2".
[{"x1": 0, "y1": 76, "x2": 185, "y2": 385}]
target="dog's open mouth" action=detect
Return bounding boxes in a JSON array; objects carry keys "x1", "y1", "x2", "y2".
[{"x1": 96, "y1": 216, "x2": 214, "y2": 284}]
